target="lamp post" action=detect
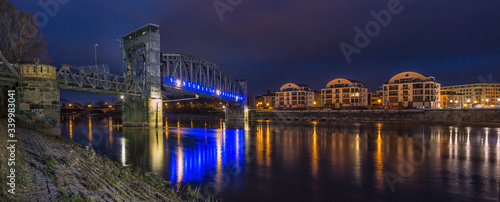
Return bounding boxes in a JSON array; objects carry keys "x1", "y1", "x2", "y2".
[{"x1": 94, "y1": 44, "x2": 99, "y2": 68}]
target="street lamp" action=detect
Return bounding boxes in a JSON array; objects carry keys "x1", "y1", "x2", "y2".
[{"x1": 94, "y1": 44, "x2": 99, "y2": 67}]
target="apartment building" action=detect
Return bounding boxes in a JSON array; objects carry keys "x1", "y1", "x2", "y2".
[
  {"x1": 321, "y1": 78, "x2": 368, "y2": 108},
  {"x1": 382, "y1": 71, "x2": 441, "y2": 109},
  {"x1": 441, "y1": 83, "x2": 500, "y2": 107},
  {"x1": 275, "y1": 83, "x2": 315, "y2": 109}
]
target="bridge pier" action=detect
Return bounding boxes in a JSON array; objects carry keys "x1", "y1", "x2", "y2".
[
  {"x1": 225, "y1": 104, "x2": 247, "y2": 120},
  {"x1": 16, "y1": 64, "x2": 60, "y2": 135},
  {"x1": 122, "y1": 97, "x2": 162, "y2": 127}
]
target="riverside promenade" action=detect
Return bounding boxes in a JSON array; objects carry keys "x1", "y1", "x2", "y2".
[{"x1": 249, "y1": 109, "x2": 500, "y2": 124}]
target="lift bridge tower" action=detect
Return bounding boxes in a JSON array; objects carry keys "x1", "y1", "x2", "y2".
[{"x1": 121, "y1": 24, "x2": 162, "y2": 127}]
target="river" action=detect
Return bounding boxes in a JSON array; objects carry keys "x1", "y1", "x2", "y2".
[{"x1": 60, "y1": 115, "x2": 500, "y2": 201}]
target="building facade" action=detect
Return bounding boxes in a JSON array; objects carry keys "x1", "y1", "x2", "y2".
[
  {"x1": 382, "y1": 71, "x2": 441, "y2": 109},
  {"x1": 321, "y1": 78, "x2": 368, "y2": 108},
  {"x1": 440, "y1": 90, "x2": 462, "y2": 109},
  {"x1": 255, "y1": 90, "x2": 276, "y2": 110},
  {"x1": 441, "y1": 83, "x2": 500, "y2": 107},
  {"x1": 275, "y1": 83, "x2": 315, "y2": 109},
  {"x1": 368, "y1": 93, "x2": 383, "y2": 108}
]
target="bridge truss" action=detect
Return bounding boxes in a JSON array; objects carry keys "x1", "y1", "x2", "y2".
[
  {"x1": 56, "y1": 64, "x2": 143, "y2": 96},
  {"x1": 161, "y1": 53, "x2": 244, "y2": 102},
  {"x1": 0, "y1": 52, "x2": 19, "y2": 86}
]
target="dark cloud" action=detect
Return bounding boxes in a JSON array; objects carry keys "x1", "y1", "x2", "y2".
[{"x1": 13, "y1": 0, "x2": 500, "y2": 101}]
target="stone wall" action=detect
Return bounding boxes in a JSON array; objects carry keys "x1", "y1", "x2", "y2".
[
  {"x1": 249, "y1": 109, "x2": 500, "y2": 124},
  {"x1": 0, "y1": 86, "x2": 11, "y2": 117},
  {"x1": 16, "y1": 64, "x2": 60, "y2": 135}
]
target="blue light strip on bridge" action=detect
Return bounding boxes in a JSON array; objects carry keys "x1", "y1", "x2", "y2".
[{"x1": 164, "y1": 77, "x2": 243, "y2": 102}]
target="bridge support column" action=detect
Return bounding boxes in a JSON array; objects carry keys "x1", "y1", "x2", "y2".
[
  {"x1": 225, "y1": 104, "x2": 247, "y2": 120},
  {"x1": 16, "y1": 64, "x2": 60, "y2": 135},
  {"x1": 123, "y1": 97, "x2": 162, "y2": 127}
]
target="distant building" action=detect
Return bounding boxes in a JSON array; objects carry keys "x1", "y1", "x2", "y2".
[
  {"x1": 440, "y1": 90, "x2": 462, "y2": 109},
  {"x1": 382, "y1": 71, "x2": 441, "y2": 109},
  {"x1": 275, "y1": 83, "x2": 315, "y2": 109},
  {"x1": 441, "y1": 83, "x2": 500, "y2": 107},
  {"x1": 321, "y1": 78, "x2": 368, "y2": 108},
  {"x1": 313, "y1": 91, "x2": 321, "y2": 107},
  {"x1": 263, "y1": 90, "x2": 275, "y2": 109},
  {"x1": 256, "y1": 90, "x2": 276, "y2": 109},
  {"x1": 368, "y1": 93, "x2": 383, "y2": 108},
  {"x1": 255, "y1": 95, "x2": 264, "y2": 109}
]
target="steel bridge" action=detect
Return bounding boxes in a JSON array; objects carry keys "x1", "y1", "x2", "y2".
[
  {"x1": 0, "y1": 52, "x2": 245, "y2": 102},
  {"x1": 1, "y1": 24, "x2": 247, "y2": 129}
]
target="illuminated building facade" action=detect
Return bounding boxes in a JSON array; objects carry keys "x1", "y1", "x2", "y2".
[
  {"x1": 382, "y1": 71, "x2": 441, "y2": 109},
  {"x1": 441, "y1": 83, "x2": 500, "y2": 107},
  {"x1": 256, "y1": 90, "x2": 276, "y2": 110},
  {"x1": 275, "y1": 83, "x2": 315, "y2": 109},
  {"x1": 440, "y1": 90, "x2": 462, "y2": 109},
  {"x1": 321, "y1": 78, "x2": 368, "y2": 108},
  {"x1": 368, "y1": 93, "x2": 383, "y2": 108}
]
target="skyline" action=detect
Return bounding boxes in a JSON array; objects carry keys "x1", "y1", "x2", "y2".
[{"x1": 12, "y1": 0, "x2": 500, "y2": 102}]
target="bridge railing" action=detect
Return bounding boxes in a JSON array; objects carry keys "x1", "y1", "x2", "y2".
[{"x1": 56, "y1": 64, "x2": 143, "y2": 96}]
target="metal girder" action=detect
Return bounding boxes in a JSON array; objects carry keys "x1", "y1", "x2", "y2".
[
  {"x1": 161, "y1": 53, "x2": 244, "y2": 102},
  {"x1": 56, "y1": 64, "x2": 143, "y2": 96},
  {"x1": 0, "y1": 52, "x2": 20, "y2": 78}
]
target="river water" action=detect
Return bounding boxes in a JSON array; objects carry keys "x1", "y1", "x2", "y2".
[{"x1": 60, "y1": 115, "x2": 500, "y2": 201}]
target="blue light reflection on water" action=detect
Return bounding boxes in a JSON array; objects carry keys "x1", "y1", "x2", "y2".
[{"x1": 168, "y1": 128, "x2": 246, "y2": 185}]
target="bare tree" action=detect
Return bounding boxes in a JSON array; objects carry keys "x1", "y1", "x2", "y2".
[{"x1": 0, "y1": 0, "x2": 50, "y2": 64}]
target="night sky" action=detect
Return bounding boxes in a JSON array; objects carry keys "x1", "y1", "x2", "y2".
[{"x1": 12, "y1": 0, "x2": 500, "y2": 104}]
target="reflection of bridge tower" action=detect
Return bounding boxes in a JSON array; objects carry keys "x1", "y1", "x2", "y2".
[{"x1": 122, "y1": 24, "x2": 163, "y2": 127}]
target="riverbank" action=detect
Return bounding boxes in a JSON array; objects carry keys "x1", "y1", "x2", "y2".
[
  {"x1": 0, "y1": 120, "x2": 203, "y2": 201},
  {"x1": 249, "y1": 109, "x2": 500, "y2": 124}
]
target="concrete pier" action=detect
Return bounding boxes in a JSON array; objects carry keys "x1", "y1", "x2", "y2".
[{"x1": 225, "y1": 106, "x2": 245, "y2": 120}]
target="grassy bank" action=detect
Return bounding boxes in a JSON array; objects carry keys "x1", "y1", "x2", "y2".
[{"x1": 1, "y1": 119, "x2": 209, "y2": 201}]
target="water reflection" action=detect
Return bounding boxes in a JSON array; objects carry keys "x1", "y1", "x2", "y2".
[
  {"x1": 60, "y1": 116, "x2": 500, "y2": 201},
  {"x1": 375, "y1": 123, "x2": 384, "y2": 189},
  {"x1": 88, "y1": 116, "x2": 92, "y2": 146},
  {"x1": 69, "y1": 116, "x2": 73, "y2": 140},
  {"x1": 311, "y1": 122, "x2": 318, "y2": 178}
]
